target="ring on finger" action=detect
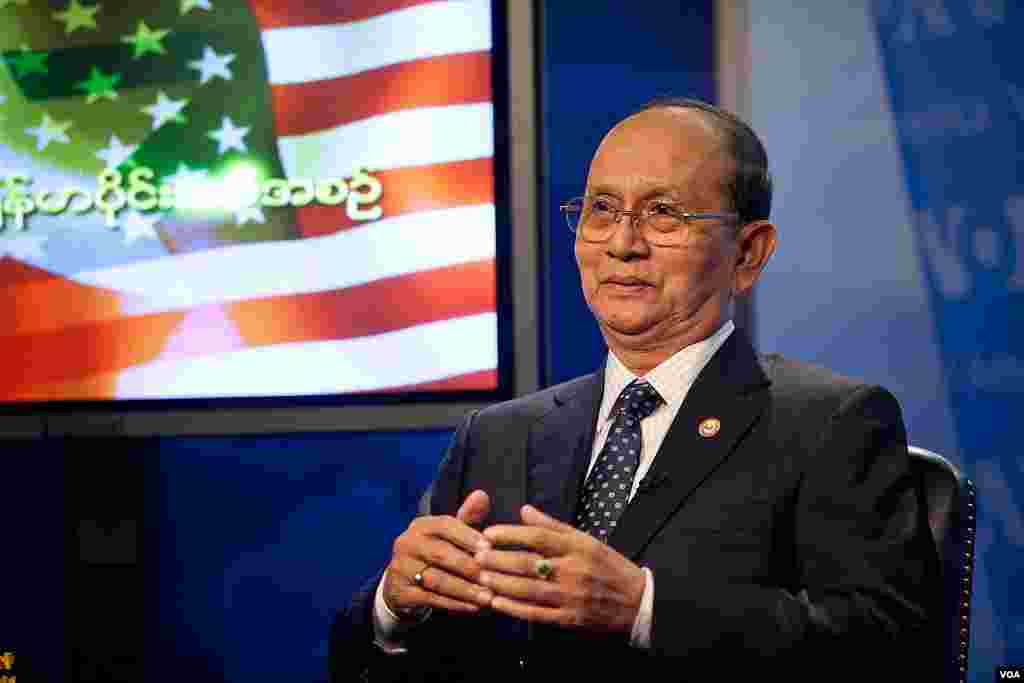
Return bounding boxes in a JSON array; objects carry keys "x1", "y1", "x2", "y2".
[
  {"x1": 413, "y1": 563, "x2": 430, "y2": 587},
  {"x1": 534, "y1": 557, "x2": 555, "y2": 580}
]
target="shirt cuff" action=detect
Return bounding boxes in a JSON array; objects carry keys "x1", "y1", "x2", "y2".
[
  {"x1": 629, "y1": 567, "x2": 654, "y2": 649},
  {"x1": 372, "y1": 569, "x2": 431, "y2": 654}
]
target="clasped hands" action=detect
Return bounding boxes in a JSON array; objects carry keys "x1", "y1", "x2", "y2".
[{"x1": 382, "y1": 490, "x2": 646, "y2": 635}]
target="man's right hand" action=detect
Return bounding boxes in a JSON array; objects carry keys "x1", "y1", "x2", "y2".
[{"x1": 382, "y1": 489, "x2": 494, "y2": 617}]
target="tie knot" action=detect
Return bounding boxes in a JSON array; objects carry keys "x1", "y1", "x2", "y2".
[{"x1": 617, "y1": 380, "x2": 662, "y2": 420}]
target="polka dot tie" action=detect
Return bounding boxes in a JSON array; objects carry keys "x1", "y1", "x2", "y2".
[{"x1": 575, "y1": 379, "x2": 663, "y2": 540}]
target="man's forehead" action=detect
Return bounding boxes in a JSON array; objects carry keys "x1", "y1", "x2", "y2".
[
  {"x1": 603, "y1": 107, "x2": 724, "y2": 152},
  {"x1": 586, "y1": 110, "x2": 729, "y2": 196}
]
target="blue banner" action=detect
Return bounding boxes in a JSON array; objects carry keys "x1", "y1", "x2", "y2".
[{"x1": 872, "y1": 1, "x2": 1023, "y2": 679}]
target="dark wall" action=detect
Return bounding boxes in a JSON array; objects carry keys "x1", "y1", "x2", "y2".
[
  {"x1": 540, "y1": 1, "x2": 715, "y2": 385},
  {"x1": 0, "y1": 3, "x2": 715, "y2": 681}
]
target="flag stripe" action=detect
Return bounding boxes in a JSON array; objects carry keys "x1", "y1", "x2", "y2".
[
  {"x1": 368, "y1": 368, "x2": 498, "y2": 393},
  {"x1": 0, "y1": 260, "x2": 493, "y2": 391},
  {"x1": 248, "y1": 0, "x2": 437, "y2": 30},
  {"x1": 260, "y1": 0, "x2": 491, "y2": 85},
  {"x1": 28, "y1": 366, "x2": 500, "y2": 402},
  {"x1": 270, "y1": 51, "x2": 491, "y2": 138},
  {"x1": 111, "y1": 312, "x2": 498, "y2": 399},
  {"x1": 73, "y1": 204, "x2": 495, "y2": 312},
  {"x1": 227, "y1": 259, "x2": 494, "y2": 348},
  {"x1": 276, "y1": 103, "x2": 492, "y2": 180},
  {"x1": 5, "y1": 202, "x2": 495, "y2": 334},
  {"x1": 295, "y1": 158, "x2": 493, "y2": 237},
  {"x1": 3, "y1": 269, "x2": 128, "y2": 336}
]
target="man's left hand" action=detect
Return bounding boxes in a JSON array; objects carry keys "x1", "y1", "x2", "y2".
[{"x1": 477, "y1": 505, "x2": 646, "y2": 635}]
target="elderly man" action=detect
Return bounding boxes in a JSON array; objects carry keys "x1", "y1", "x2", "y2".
[{"x1": 330, "y1": 98, "x2": 941, "y2": 680}]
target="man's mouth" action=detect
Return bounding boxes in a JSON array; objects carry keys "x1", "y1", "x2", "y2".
[{"x1": 604, "y1": 277, "x2": 651, "y2": 287}]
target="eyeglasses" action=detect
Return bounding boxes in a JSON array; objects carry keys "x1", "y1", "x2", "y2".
[{"x1": 559, "y1": 196, "x2": 739, "y2": 246}]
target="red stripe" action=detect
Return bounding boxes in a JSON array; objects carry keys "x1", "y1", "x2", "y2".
[
  {"x1": 296, "y1": 158, "x2": 493, "y2": 238},
  {"x1": 0, "y1": 256, "x2": 58, "y2": 285},
  {"x1": 0, "y1": 310, "x2": 187, "y2": 399},
  {"x1": 227, "y1": 259, "x2": 494, "y2": 346},
  {"x1": 0, "y1": 259, "x2": 126, "y2": 335},
  {"x1": 0, "y1": 260, "x2": 494, "y2": 397},
  {"x1": 248, "y1": 0, "x2": 438, "y2": 29},
  {"x1": 270, "y1": 52, "x2": 491, "y2": 137}
]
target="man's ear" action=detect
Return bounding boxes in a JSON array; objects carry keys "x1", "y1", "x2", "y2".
[{"x1": 732, "y1": 220, "x2": 777, "y2": 296}]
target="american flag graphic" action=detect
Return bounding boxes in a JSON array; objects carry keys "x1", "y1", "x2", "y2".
[{"x1": 0, "y1": 0, "x2": 498, "y2": 401}]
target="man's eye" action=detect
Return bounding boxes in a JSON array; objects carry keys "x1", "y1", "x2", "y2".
[
  {"x1": 647, "y1": 202, "x2": 677, "y2": 217},
  {"x1": 590, "y1": 198, "x2": 616, "y2": 214}
]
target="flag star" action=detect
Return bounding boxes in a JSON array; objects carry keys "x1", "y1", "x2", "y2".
[
  {"x1": 142, "y1": 90, "x2": 188, "y2": 129},
  {"x1": 208, "y1": 115, "x2": 248, "y2": 155},
  {"x1": 118, "y1": 211, "x2": 161, "y2": 244},
  {"x1": 75, "y1": 66, "x2": 120, "y2": 103},
  {"x1": 96, "y1": 134, "x2": 138, "y2": 169},
  {"x1": 180, "y1": 0, "x2": 212, "y2": 14},
  {"x1": 53, "y1": 0, "x2": 100, "y2": 34},
  {"x1": 8, "y1": 49, "x2": 48, "y2": 78},
  {"x1": 122, "y1": 21, "x2": 170, "y2": 59},
  {"x1": 25, "y1": 113, "x2": 72, "y2": 150},
  {"x1": 235, "y1": 204, "x2": 265, "y2": 225},
  {"x1": 1, "y1": 234, "x2": 47, "y2": 261},
  {"x1": 188, "y1": 45, "x2": 235, "y2": 84}
]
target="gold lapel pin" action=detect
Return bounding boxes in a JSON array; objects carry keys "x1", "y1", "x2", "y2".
[{"x1": 698, "y1": 417, "x2": 721, "y2": 438}]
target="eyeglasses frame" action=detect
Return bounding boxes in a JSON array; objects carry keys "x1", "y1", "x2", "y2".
[{"x1": 559, "y1": 195, "x2": 740, "y2": 243}]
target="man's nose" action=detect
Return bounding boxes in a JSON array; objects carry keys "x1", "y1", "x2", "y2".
[{"x1": 605, "y1": 209, "x2": 648, "y2": 257}]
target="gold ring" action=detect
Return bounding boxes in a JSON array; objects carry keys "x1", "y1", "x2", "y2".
[
  {"x1": 413, "y1": 564, "x2": 429, "y2": 587},
  {"x1": 535, "y1": 557, "x2": 554, "y2": 580}
]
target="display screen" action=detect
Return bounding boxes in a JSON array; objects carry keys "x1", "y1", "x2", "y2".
[{"x1": 0, "y1": 0, "x2": 501, "y2": 402}]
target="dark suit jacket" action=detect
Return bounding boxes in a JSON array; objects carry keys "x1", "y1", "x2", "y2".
[{"x1": 330, "y1": 331, "x2": 943, "y2": 681}]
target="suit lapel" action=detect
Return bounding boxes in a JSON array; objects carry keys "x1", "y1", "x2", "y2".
[
  {"x1": 609, "y1": 331, "x2": 771, "y2": 560},
  {"x1": 526, "y1": 371, "x2": 604, "y2": 525}
]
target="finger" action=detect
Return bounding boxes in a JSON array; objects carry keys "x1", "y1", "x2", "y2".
[
  {"x1": 482, "y1": 524, "x2": 569, "y2": 557},
  {"x1": 395, "y1": 535, "x2": 482, "y2": 583},
  {"x1": 475, "y1": 548, "x2": 546, "y2": 578},
  {"x1": 521, "y1": 505, "x2": 577, "y2": 534},
  {"x1": 489, "y1": 595, "x2": 574, "y2": 626},
  {"x1": 412, "y1": 588, "x2": 485, "y2": 614},
  {"x1": 415, "y1": 515, "x2": 488, "y2": 555},
  {"x1": 394, "y1": 554, "x2": 494, "y2": 608},
  {"x1": 478, "y1": 567, "x2": 562, "y2": 607},
  {"x1": 456, "y1": 490, "x2": 491, "y2": 529},
  {"x1": 383, "y1": 566, "x2": 481, "y2": 615}
]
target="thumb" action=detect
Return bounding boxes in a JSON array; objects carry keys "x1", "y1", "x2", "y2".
[{"x1": 456, "y1": 489, "x2": 490, "y2": 527}]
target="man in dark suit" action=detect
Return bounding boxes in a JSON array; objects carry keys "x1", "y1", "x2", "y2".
[{"x1": 330, "y1": 98, "x2": 942, "y2": 681}]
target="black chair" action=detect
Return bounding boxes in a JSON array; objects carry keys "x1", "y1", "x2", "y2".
[{"x1": 908, "y1": 445, "x2": 977, "y2": 683}]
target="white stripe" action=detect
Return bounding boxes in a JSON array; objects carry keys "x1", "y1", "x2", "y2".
[
  {"x1": 73, "y1": 204, "x2": 495, "y2": 312},
  {"x1": 277, "y1": 103, "x2": 493, "y2": 178},
  {"x1": 113, "y1": 313, "x2": 497, "y2": 398},
  {"x1": 261, "y1": 0, "x2": 492, "y2": 85}
]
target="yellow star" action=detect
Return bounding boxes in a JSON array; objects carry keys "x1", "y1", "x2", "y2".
[
  {"x1": 53, "y1": 0, "x2": 100, "y2": 34},
  {"x1": 121, "y1": 21, "x2": 170, "y2": 59}
]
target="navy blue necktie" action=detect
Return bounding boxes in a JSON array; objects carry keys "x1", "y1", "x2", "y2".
[{"x1": 575, "y1": 379, "x2": 662, "y2": 540}]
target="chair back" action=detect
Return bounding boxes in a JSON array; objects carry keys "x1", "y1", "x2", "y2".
[{"x1": 908, "y1": 445, "x2": 977, "y2": 683}]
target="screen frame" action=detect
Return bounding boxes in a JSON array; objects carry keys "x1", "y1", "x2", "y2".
[{"x1": 0, "y1": 0, "x2": 540, "y2": 438}]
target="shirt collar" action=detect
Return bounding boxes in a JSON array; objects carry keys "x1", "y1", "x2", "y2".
[{"x1": 601, "y1": 319, "x2": 735, "y2": 423}]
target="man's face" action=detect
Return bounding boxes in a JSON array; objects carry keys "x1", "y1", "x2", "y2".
[{"x1": 575, "y1": 109, "x2": 741, "y2": 354}]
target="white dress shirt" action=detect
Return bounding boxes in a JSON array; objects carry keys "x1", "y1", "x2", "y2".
[{"x1": 373, "y1": 320, "x2": 736, "y2": 652}]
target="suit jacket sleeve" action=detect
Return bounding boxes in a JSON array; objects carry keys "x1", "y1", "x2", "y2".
[
  {"x1": 648, "y1": 385, "x2": 940, "y2": 674},
  {"x1": 328, "y1": 411, "x2": 478, "y2": 683}
]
